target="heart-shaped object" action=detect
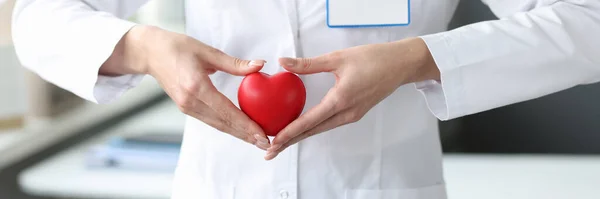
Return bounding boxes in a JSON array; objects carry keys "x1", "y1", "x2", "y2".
[{"x1": 238, "y1": 72, "x2": 306, "y2": 136}]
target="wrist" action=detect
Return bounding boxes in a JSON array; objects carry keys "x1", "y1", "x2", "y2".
[
  {"x1": 121, "y1": 25, "x2": 161, "y2": 75},
  {"x1": 99, "y1": 25, "x2": 159, "y2": 76},
  {"x1": 393, "y1": 37, "x2": 440, "y2": 84}
]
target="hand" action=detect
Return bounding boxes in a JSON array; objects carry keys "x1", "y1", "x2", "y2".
[
  {"x1": 264, "y1": 37, "x2": 440, "y2": 160},
  {"x1": 100, "y1": 25, "x2": 271, "y2": 150}
]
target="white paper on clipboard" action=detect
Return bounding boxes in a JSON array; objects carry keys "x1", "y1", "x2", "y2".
[{"x1": 327, "y1": 0, "x2": 410, "y2": 28}]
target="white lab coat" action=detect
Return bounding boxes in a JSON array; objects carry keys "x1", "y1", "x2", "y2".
[{"x1": 11, "y1": 0, "x2": 600, "y2": 199}]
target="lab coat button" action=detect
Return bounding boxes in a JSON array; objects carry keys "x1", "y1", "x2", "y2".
[{"x1": 279, "y1": 190, "x2": 289, "y2": 199}]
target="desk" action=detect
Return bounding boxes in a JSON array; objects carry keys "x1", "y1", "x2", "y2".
[
  {"x1": 20, "y1": 125, "x2": 600, "y2": 199},
  {"x1": 19, "y1": 100, "x2": 185, "y2": 199},
  {"x1": 0, "y1": 77, "x2": 165, "y2": 171},
  {"x1": 444, "y1": 154, "x2": 600, "y2": 199}
]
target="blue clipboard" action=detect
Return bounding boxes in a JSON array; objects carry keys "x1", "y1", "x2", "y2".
[{"x1": 326, "y1": 0, "x2": 411, "y2": 28}]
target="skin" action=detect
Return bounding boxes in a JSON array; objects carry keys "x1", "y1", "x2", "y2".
[
  {"x1": 100, "y1": 25, "x2": 272, "y2": 150},
  {"x1": 99, "y1": 25, "x2": 441, "y2": 158},
  {"x1": 264, "y1": 38, "x2": 440, "y2": 160}
]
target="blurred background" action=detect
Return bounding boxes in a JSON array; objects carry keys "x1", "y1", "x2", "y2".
[{"x1": 1, "y1": 0, "x2": 600, "y2": 199}]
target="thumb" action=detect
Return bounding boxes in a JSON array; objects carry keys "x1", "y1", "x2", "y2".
[
  {"x1": 279, "y1": 54, "x2": 339, "y2": 74},
  {"x1": 212, "y1": 53, "x2": 265, "y2": 76}
]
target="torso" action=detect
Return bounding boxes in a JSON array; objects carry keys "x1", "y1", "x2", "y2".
[{"x1": 171, "y1": 1, "x2": 459, "y2": 198}]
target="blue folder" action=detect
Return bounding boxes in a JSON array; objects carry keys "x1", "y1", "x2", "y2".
[{"x1": 85, "y1": 134, "x2": 182, "y2": 172}]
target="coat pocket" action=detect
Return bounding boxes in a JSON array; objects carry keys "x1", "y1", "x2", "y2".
[{"x1": 345, "y1": 184, "x2": 447, "y2": 199}]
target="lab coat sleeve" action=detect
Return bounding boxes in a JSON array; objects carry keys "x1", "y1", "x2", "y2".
[
  {"x1": 416, "y1": 0, "x2": 600, "y2": 121},
  {"x1": 12, "y1": 0, "x2": 150, "y2": 104}
]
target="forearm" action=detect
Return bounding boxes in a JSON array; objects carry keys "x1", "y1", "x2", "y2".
[{"x1": 414, "y1": 0, "x2": 600, "y2": 120}]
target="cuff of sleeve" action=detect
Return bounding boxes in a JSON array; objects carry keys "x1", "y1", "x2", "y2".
[
  {"x1": 93, "y1": 74, "x2": 145, "y2": 104},
  {"x1": 83, "y1": 17, "x2": 140, "y2": 104},
  {"x1": 416, "y1": 33, "x2": 465, "y2": 121}
]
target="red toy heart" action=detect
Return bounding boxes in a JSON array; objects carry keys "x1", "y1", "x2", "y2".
[{"x1": 238, "y1": 72, "x2": 306, "y2": 137}]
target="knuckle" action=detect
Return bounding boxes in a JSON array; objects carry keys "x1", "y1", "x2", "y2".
[
  {"x1": 177, "y1": 105, "x2": 190, "y2": 114},
  {"x1": 174, "y1": 93, "x2": 195, "y2": 111},
  {"x1": 218, "y1": 110, "x2": 233, "y2": 124},
  {"x1": 330, "y1": 95, "x2": 349, "y2": 111},
  {"x1": 220, "y1": 114, "x2": 233, "y2": 128},
  {"x1": 238, "y1": 123, "x2": 252, "y2": 133},
  {"x1": 180, "y1": 79, "x2": 201, "y2": 95},
  {"x1": 326, "y1": 51, "x2": 344, "y2": 63},
  {"x1": 227, "y1": 131, "x2": 253, "y2": 144},
  {"x1": 177, "y1": 106, "x2": 190, "y2": 115},
  {"x1": 197, "y1": 85, "x2": 212, "y2": 96},
  {"x1": 214, "y1": 122, "x2": 227, "y2": 131},
  {"x1": 243, "y1": 133, "x2": 255, "y2": 143},
  {"x1": 209, "y1": 119, "x2": 231, "y2": 133},
  {"x1": 199, "y1": 117, "x2": 230, "y2": 134},
  {"x1": 344, "y1": 111, "x2": 363, "y2": 124},
  {"x1": 232, "y1": 57, "x2": 245, "y2": 68},
  {"x1": 300, "y1": 58, "x2": 312, "y2": 69}
]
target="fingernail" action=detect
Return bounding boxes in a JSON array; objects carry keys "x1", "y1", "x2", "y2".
[
  {"x1": 254, "y1": 134, "x2": 269, "y2": 143},
  {"x1": 280, "y1": 58, "x2": 296, "y2": 67},
  {"x1": 256, "y1": 141, "x2": 270, "y2": 149},
  {"x1": 248, "y1": 60, "x2": 265, "y2": 67}
]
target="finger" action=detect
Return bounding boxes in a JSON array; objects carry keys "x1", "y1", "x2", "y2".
[
  {"x1": 269, "y1": 93, "x2": 339, "y2": 149},
  {"x1": 253, "y1": 134, "x2": 271, "y2": 150},
  {"x1": 198, "y1": 79, "x2": 269, "y2": 141},
  {"x1": 180, "y1": 75, "x2": 269, "y2": 146},
  {"x1": 178, "y1": 96, "x2": 266, "y2": 148},
  {"x1": 180, "y1": 100, "x2": 251, "y2": 142},
  {"x1": 210, "y1": 50, "x2": 265, "y2": 76},
  {"x1": 264, "y1": 130, "x2": 310, "y2": 160},
  {"x1": 265, "y1": 111, "x2": 350, "y2": 160},
  {"x1": 301, "y1": 110, "x2": 357, "y2": 139},
  {"x1": 189, "y1": 109, "x2": 269, "y2": 150},
  {"x1": 279, "y1": 52, "x2": 341, "y2": 74}
]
